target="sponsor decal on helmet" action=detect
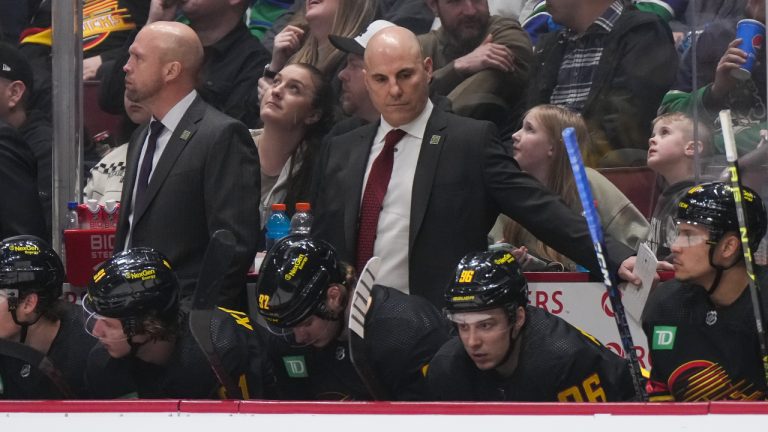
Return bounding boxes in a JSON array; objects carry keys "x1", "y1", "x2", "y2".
[
  {"x1": 124, "y1": 269, "x2": 156, "y2": 281},
  {"x1": 284, "y1": 253, "x2": 308, "y2": 281},
  {"x1": 493, "y1": 252, "x2": 515, "y2": 265},
  {"x1": 8, "y1": 245, "x2": 40, "y2": 255},
  {"x1": 162, "y1": 259, "x2": 172, "y2": 269},
  {"x1": 93, "y1": 268, "x2": 106, "y2": 283},
  {"x1": 687, "y1": 185, "x2": 703, "y2": 194},
  {"x1": 451, "y1": 295, "x2": 475, "y2": 302}
]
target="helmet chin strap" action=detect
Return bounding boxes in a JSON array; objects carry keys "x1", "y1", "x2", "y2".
[
  {"x1": 497, "y1": 306, "x2": 524, "y2": 371},
  {"x1": 8, "y1": 299, "x2": 42, "y2": 344},
  {"x1": 706, "y1": 244, "x2": 742, "y2": 296}
]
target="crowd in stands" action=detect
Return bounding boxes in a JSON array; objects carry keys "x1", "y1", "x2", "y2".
[{"x1": 1, "y1": 0, "x2": 767, "y2": 403}]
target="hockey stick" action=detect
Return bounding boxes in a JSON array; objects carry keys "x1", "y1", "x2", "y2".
[
  {"x1": 719, "y1": 110, "x2": 768, "y2": 389},
  {"x1": 562, "y1": 128, "x2": 648, "y2": 401},
  {"x1": 0, "y1": 338, "x2": 74, "y2": 398},
  {"x1": 348, "y1": 256, "x2": 390, "y2": 400},
  {"x1": 189, "y1": 229, "x2": 243, "y2": 399}
]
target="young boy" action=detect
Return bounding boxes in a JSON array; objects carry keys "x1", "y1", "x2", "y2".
[{"x1": 646, "y1": 112, "x2": 712, "y2": 260}]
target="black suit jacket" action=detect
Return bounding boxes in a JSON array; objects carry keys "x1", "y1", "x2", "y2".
[
  {"x1": 312, "y1": 107, "x2": 633, "y2": 307},
  {"x1": 115, "y1": 96, "x2": 260, "y2": 307},
  {"x1": 0, "y1": 120, "x2": 47, "y2": 242}
]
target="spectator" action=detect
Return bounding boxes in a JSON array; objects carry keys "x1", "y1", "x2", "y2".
[
  {"x1": 376, "y1": 0, "x2": 436, "y2": 35},
  {"x1": 84, "y1": 248, "x2": 273, "y2": 398},
  {"x1": 660, "y1": 0, "x2": 765, "y2": 156},
  {"x1": 642, "y1": 182, "x2": 767, "y2": 401},
  {"x1": 115, "y1": 21, "x2": 260, "y2": 309},
  {"x1": 84, "y1": 93, "x2": 151, "y2": 204},
  {"x1": 247, "y1": 0, "x2": 296, "y2": 40},
  {"x1": 420, "y1": 0, "x2": 533, "y2": 125},
  {"x1": 427, "y1": 250, "x2": 640, "y2": 401},
  {"x1": 646, "y1": 112, "x2": 713, "y2": 260},
  {"x1": 0, "y1": 235, "x2": 96, "y2": 398},
  {"x1": 328, "y1": 19, "x2": 394, "y2": 130},
  {"x1": 0, "y1": 42, "x2": 51, "y2": 241},
  {"x1": 255, "y1": 236, "x2": 449, "y2": 400},
  {"x1": 101, "y1": 0, "x2": 270, "y2": 128},
  {"x1": 262, "y1": 0, "x2": 433, "y2": 52},
  {"x1": 19, "y1": 0, "x2": 145, "y2": 116},
  {"x1": 259, "y1": 0, "x2": 375, "y2": 104},
  {"x1": 251, "y1": 63, "x2": 333, "y2": 230},
  {"x1": 311, "y1": 26, "x2": 635, "y2": 307},
  {"x1": 492, "y1": 105, "x2": 649, "y2": 271},
  {"x1": 527, "y1": 0, "x2": 678, "y2": 167}
]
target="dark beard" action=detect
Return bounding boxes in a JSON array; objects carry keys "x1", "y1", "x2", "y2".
[{"x1": 443, "y1": 16, "x2": 490, "y2": 57}]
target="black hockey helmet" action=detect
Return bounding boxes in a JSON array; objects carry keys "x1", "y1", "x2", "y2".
[
  {"x1": 256, "y1": 235, "x2": 344, "y2": 328},
  {"x1": 677, "y1": 181, "x2": 767, "y2": 250},
  {"x1": 0, "y1": 235, "x2": 64, "y2": 311},
  {"x1": 84, "y1": 247, "x2": 179, "y2": 336},
  {"x1": 445, "y1": 250, "x2": 529, "y2": 314}
]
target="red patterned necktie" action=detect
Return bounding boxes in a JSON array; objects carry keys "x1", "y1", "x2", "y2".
[{"x1": 355, "y1": 128, "x2": 407, "y2": 273}]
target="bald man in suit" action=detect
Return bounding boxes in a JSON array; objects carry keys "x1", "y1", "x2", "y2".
[
  {"x1": 115, "y1": 22, "x2": 260, "y2": 308},
  {"x1": 312, "y1": 26, "x2": 633, "y2": 307}
]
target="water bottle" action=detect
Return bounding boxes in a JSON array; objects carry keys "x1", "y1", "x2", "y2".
[
  {"x1": 65, "y1": 201, "x2": 79, "y2": 230},
  {"x1": 265, "y1": 203, "x2": 291, "y2": 251},
  {"x1": 290, "y1": 202, "x2": 313, "y2": 236}
]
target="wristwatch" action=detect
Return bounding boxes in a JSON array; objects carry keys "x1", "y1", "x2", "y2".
[{"x1": 263, "y1": 63, "x2": 278, "y2": 79}]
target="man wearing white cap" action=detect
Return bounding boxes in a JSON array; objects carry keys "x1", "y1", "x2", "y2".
[{"x1": 329, "y1": 20, "x2": 396, "y2": 125}]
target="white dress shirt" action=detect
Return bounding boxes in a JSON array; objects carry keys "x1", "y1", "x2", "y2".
[
  {"x1": 361, "y1": 99, "x2": 434, "y2": 293},
  {"x1": 125, "y1": 90, "x2": 198, "y2": 249}
]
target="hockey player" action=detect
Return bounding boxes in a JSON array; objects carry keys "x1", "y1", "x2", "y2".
[
  {"x1": 427, "y1": 249, "x2": 639, "y2": 401},
  {"x1": 256, "y1": 236, "x2": 450, "y2": 400},
  {"x1": 642, "y1": 182, "x2": 768, "y2": 401},
  {"x1": 83, "y1": 248, "x2": 274, "y2": 399},
  {"x1": 0, "y1": 235, "x2": 95, "y2": 398}
]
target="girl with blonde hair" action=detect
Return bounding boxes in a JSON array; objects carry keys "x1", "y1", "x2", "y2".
[{"x1": 496, "y1": 104, "x2": 650, "y2": 270}]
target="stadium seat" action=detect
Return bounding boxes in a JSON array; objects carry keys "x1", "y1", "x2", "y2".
[
  {"x1": 597, "y1": 166, "x2": 660, "y2": 219},
  {"x1": 83, "y1": 80, "x2": 122, "y2": 142}
]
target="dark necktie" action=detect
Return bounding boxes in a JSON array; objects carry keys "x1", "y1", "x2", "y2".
[
  {"x1": 135, "y1": 120, "x2": 165, "y2": 208},
  {"x1": 356, "y1": 128, "x2": 407, "y2": 273}
]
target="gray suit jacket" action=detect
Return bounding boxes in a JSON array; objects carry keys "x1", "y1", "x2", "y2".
[
  {"x1": 115, "y1": 96, "x2": 260, "y2": 308},
  {"x1": 312, "y1": 106, "x2": 633, "y2": 307}
]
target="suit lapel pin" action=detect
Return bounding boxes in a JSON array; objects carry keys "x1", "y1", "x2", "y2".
[
  {"x1": 180, "y1": 130, "x2": 192, "y2": 141},
  {"x1": 429, "y1": 134, "x2": 441, "y2": 145}
]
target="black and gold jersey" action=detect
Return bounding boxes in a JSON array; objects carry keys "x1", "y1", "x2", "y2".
[
  {"x1": 641, "y1": 267, "x2": 768, "y2": 401},
  {"x1": 85, "y1": 307, "x2": 274, "y2": 399},
  {"x1": 267, "y1": 285, "x2": 450, "y2": 401},
  {"x1": 426, "y1": 306, "x2": 639, "y2": 401}
]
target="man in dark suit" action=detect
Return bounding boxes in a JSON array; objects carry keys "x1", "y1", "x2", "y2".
[
  {"x1": 115, "y1": 21, "x2": 260, "y2": 308},
  {"x1": 312, "y1": 25, "x2": 634, "y2": 307}
]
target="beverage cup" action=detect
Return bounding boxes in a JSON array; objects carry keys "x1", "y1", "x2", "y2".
[{"x1": 732, "y1": 19, "x2": 765, "y2": 80}]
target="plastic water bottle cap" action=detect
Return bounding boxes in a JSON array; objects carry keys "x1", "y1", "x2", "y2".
[
  {"x1": 295, "y1": 202, "x2": 311, "y2": 212},
  {"x1": 272, "y1": 203, "x2": 287, "y2": 211},
  {"x1": 67, "y1": 201, "x2": 78, "y2": 210}
]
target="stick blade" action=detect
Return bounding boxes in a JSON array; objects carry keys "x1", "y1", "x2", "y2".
[{"x1": 347, "y1": 257, "x2": 389, "y2": 400}]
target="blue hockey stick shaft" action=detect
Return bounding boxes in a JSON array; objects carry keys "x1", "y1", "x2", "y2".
[{"x1": 562, "y1": 127, "x2": 648, "y2": 401}]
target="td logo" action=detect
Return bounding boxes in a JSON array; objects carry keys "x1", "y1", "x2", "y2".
[
  {"x1": 652, "y1": 326, "x2": 677, "y2": 350},
  {"x1": 283, "y1": 356, "x2": 309, "y2": 378}
]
